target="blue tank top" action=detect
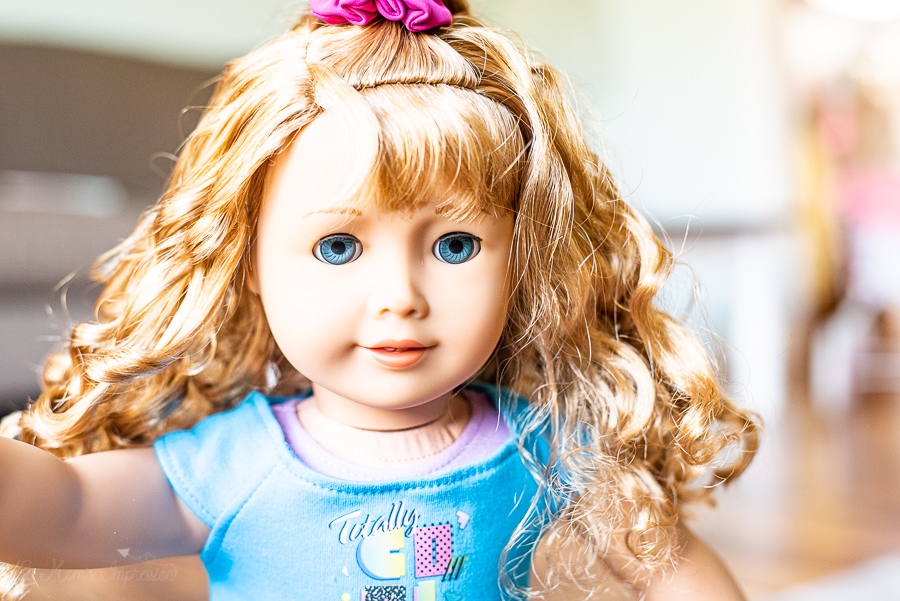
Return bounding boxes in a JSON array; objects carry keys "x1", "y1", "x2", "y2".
[{"x1": 154, "y1": 385, "x2": 546, "y2": 601}]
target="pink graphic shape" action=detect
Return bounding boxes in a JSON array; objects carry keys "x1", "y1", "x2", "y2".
[{"x1": 413, "y1": 524, "x2": 452, "y2": 578}]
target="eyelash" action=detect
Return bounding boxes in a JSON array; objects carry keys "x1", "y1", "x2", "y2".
[{"x1": 312, "y1": 232, "x2": 482, "y2": 266}]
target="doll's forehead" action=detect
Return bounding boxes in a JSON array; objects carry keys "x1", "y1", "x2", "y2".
[{"x1": 267, "y1": 112, "x2": 369, "y2": 181}]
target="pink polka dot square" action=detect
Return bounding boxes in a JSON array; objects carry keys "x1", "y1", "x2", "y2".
[{"x1": 413, "y1": 524, "x2": 453, "y2": 577}]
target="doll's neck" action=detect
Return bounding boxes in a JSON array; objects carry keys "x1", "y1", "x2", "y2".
[
  {"x1": 296, "y1": 393, "x2": 470, "y2": 467},
  {"x1": 310, "y1": 384, "x2": 454, "y2": 430}
]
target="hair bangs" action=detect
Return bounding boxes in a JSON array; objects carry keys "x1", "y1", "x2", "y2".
[{"x1": 347, "y1": 83, "x2": 524, "y2": 221}]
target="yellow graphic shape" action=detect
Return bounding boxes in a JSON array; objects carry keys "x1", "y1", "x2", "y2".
[
  {"x1": 415, "y1": 579, "x2": 436, "y2": 601},
  {"x1": 357, "y1": 528, "x2": 406, "y2": 579}
]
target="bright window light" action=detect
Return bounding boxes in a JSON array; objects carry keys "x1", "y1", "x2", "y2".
[{"x1": 807, "y1": 0, "x2": 900, "y2": 22}]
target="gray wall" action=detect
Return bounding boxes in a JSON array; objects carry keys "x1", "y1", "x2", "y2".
[{"x1": 0, "y1": 44, "x2": 215, "y2": 411}]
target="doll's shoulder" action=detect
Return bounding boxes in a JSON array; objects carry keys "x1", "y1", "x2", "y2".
[
  {"x1": 153, "y1": 391, "x2": 287, "y2": 525},
  {"x1": 154, "y1": 392, "x2": 282, "y2": 460}
]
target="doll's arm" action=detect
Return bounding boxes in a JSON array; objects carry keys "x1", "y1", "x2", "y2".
[
  {"x1": 0, "y1": 437, "x2": 209, "y2": 570},
  {"x1": 641, "y1": 527, "x2": 745, "y2": 601},
  {"x1": 530, "y1": 525, "x2": 744, "y2": 600},
  {"x1": 20, "y1": 555, "x2": 209, "y2": 601}
]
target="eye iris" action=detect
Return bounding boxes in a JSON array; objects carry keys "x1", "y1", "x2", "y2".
[
  {"x1": 435, "y1": 233, "x2": 480, "y2": 264},
  {"x1": 315, "y1": 235, "x2": 360, "y2": 265}
]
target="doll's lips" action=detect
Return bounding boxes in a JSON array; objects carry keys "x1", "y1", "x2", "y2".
[{"x1": 364, "y1": 340, "x2": 430, "y2": 368}]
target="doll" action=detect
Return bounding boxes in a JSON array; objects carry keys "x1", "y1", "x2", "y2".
[{"x1": 0, "y1": 1, "x2": 759, "y2": 599}]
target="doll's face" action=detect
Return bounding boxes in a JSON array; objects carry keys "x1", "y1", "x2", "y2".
[{"x1": 251, "y1": 112, "x2": 515, "y2": 430}]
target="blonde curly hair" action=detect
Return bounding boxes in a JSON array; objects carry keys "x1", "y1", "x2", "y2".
[{"x1": 5, "y1": 1, "x2": 758, "y2": 597}]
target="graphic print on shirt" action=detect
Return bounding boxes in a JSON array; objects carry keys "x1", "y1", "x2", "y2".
[
  {"x1": 362, "y1": 585, "x2": 406, "y2": 601},
  {"x1": 330, "y1": 501, "x2": 472, "y2": 600},
  {"x1": 414, "y1": 524, "x2": 452, "y2": 577}
]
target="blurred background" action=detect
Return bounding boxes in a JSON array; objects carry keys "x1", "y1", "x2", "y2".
[{"x1": 2, "y1": 0, "x2": 900, "y2": 598}]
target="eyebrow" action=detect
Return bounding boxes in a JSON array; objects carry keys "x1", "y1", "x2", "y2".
[
  {"x1": 299, "y1": 207, "x2": 364, "y2": 218},
  {"x1": 433, "y1": 203, "x2": 497, "y2": 223}
]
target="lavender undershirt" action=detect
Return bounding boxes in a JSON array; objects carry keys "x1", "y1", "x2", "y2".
[{"x1": 271, "y1": 389, "x2": 510, "y2": 481}]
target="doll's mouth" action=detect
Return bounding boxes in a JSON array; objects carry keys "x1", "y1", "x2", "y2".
[{"x1": 364, "y1": 340, "x2": 429, "y2": 368}]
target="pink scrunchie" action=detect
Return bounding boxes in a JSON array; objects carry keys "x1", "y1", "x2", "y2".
[{"x1": 309, "y1": 0, "x2": 452, "y2": 32}]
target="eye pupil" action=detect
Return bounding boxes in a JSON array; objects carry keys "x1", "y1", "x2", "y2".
[
  {"x1": 448, "y1": 239, "x2": 463, "y2": 254},
  {"x1": 330, "y1": 240, "x2": 346, "y2": 255}
]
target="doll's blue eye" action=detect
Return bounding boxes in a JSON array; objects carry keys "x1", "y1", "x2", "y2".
[
  {"x1": 313, "y1": 234, "x2": 362, "y2": 265},
  {"x1": 433, "y1": 233, "x2": 481, "y2": 264}
]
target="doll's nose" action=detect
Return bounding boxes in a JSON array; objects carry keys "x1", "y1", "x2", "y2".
[{"x1": 366, "y1": 260, "x2": 429, "y2": 319}]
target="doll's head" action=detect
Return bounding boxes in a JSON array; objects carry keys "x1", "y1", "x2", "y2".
[
  {"x1": 22, "y1": 0, "x2": 758, "y2": 582},
  {"x1": 25, "y1": 3, "x2": 607, "y2": 447},
  {"x1": 249, "y1": 109, "x2": 516, "y2": 430}
]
